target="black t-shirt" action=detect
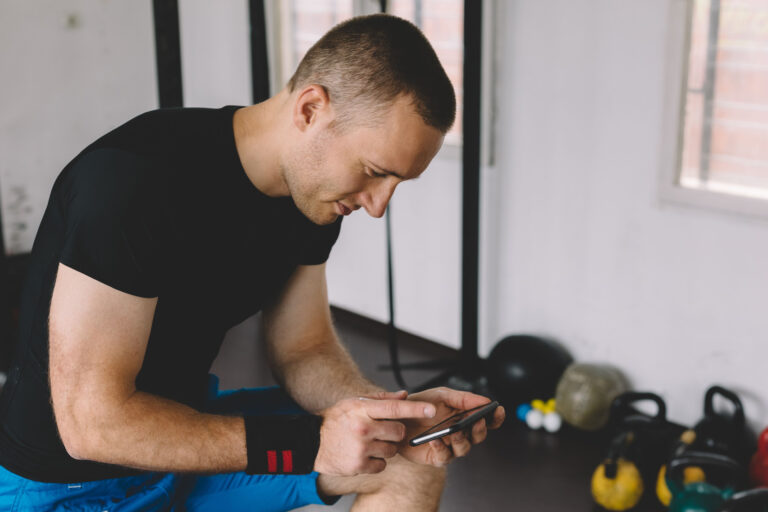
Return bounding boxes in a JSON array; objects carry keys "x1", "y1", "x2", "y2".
[{"x1": 0, "y1": 106, "x2": 342, "y2": 483}]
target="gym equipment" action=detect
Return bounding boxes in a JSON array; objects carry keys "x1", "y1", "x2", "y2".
[
  {"x1": 688, "y1": 386, "x2": 756, "y2": 478},
  {"x1": 666, "y1": 452, "x2": 741, "y2": 512},
  {"x1": 542, "y1": 410, "x2": 562, "y2": 433},
  {"x1": 656, "y1": 463, "x2": 706, "y2": 507},
  {"x1": 592, "y1": 392, "x2": 686, "y2": 511},
  {"x1": 555, "y1": 363, "x2": 629, "y2": 431},
  {"x1": 485, "y1": 335, "x2": 572, "y2": 408},
  {"x1": 657, "y1": 429, "x2": 701, "y2": 506},
  {"x1": 751, "y1": 427, "x2": 768, "y2": 487},
  {"x1": 592, "y1": 451, "x2": 644, "y2": 511},
  {"x1": 719, "y1": 487, "x2": 768, "y2": 511},
  {"x1": 515, "y1": 399, "x2": 562, "y2": 433},
  {"x1": 516, "y1": 403, "x2": 532, "y2": 422},
  {"x1": 657, "y1": 386, "x2": 756, "y2": 507}
]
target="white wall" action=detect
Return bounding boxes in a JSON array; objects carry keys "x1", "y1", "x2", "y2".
[
  {"x1": 0, "y1": 0, "x2": 157, "y2": 254},
  {"x1": 485, "y1": 0, "x2": 767, "y2": 428}
]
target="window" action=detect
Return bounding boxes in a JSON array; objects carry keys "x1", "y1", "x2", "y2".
[
  {"x1": 266, "y1": 0, "x2": 464, "y2": 146},
  {"x1": 388, "y1": 0, "x2": 463, "y2": 145},
  {"x1": 678, "y1": 0, "x2": 768, "y2": 201}
]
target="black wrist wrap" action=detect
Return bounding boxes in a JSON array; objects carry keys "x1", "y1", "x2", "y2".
[{"x1": 243, "y1": 414, "x2": 322, "y2": 475}]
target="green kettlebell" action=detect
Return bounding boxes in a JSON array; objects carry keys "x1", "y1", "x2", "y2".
[{"x1": 667, "y1": 452, "x2": 741, "y2": 512}]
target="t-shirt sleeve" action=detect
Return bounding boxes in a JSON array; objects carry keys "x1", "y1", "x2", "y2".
[
  {"x1": 58, "y1": 148, "x2": 162, "y2": 298},
  {"x1": 298, "y1": 217, "x2": 342, "y2": 266}
]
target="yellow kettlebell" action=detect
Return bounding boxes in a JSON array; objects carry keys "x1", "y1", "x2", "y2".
[{"x1": 592, "y1": 458, "x2": 644, "y2": 511}]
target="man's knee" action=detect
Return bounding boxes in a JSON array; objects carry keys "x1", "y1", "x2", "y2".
[
  {"x1": 317, "y1": 455, "x2": 446, "y2": 498},
  {"x1": 380, "y1": 455, "x2": 446, "y2": 494}
]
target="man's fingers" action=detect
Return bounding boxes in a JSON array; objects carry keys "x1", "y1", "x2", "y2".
[
  {"x1": 426, "y1": 387, "x2": 492, "y2": 411},
  {"x1": 470, "y1": 419, "x2": 488, "y2": 444},
  {"x1": 362, "y1": 457, "x2": 387, "y2": 474},
  {"x1": 364, "y1": 399, "x2": 436, "y2": 420},
  {"x1": 368, "y1": 419, "x2": 407, "y2": 443},
  {"x1": 361, "y1": 390, "x2": 408, "y2": 400},
  {"x1": 428, "y1": 439, "x2": 453, "y2": 466},
  {"x1": 367, "y1": 440, "x2": 399, "y2": 460},
  {"x1": 448, "y1": 430, "x2": 472, "y2": 457},
  {"x1": 488, "y1": 406, "x2": 506, "y2": 429}
]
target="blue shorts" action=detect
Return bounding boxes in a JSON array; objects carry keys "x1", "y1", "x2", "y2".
[{"x1": 0, "y1": 376, "x2": 339, "y2": 511}]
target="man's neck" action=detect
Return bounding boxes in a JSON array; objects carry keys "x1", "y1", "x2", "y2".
[{"x1": 232, "y1": 89, "x2": 291, "y2": 197}]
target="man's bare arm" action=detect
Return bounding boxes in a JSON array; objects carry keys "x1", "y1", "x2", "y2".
[
  {"x1": 262, "y1": 263, "x2": 384, "y2": 412},
  {"x1": 262, "y1": 264, "x2": 506, "y2": 472},
  {"x1": 49, "y1": 263, "x2": 247, "y2": 472}
]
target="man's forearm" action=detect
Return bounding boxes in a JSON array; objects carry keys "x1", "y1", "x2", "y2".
[
  {"x1": 271, "y1": 334, "x2": 384, "y2": 412},
  {"x1": 63, "y1": 390, "x2": 246, "y2": 472}
]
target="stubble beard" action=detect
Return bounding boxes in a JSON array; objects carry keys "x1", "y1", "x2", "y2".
[{"x1": 280, "y1": 135, "x2": 338, "y2": 226}]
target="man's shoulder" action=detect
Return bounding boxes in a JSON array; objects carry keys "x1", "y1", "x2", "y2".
[{"x1": 94, "y1": 105, "x2": 239, "y2": 148}]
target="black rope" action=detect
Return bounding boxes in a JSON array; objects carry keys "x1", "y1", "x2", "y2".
[{"x1": 385, "y1": 207, "x2": 407, "y2": 389}]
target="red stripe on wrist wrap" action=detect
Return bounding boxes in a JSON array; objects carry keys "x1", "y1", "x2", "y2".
[{"x1": 244, "y1": 414, "x2": 322, "y2": 474}]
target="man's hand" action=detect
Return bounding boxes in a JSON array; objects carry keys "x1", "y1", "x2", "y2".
[
  {"x1": 397, "y1": 387, "x2": 506, "y2": 467},
  {"x1": 314, "y1": 391, "x2": 436, "y2": 476}
]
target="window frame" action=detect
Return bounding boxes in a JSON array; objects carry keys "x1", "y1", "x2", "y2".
[
  {"x1": 263, "y1": 0, "x2": 497, "y2": 166},
  {"x1": 658, "y1": 0, "x2": 768, "y2": 220}
]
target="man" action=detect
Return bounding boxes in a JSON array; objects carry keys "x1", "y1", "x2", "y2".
[{"x1": 0, "y1": 14, "x2": 504, "y2": 511}]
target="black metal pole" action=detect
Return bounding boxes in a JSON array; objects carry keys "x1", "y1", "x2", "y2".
[
  {"x1": 0, "y1": 190, "x2": 10, "y2": 370},
  {"x1": 249, "y1": 0, "x2": 271, "y2": 103},
  {"x1": 461, "y1": 0, "x2": 482, "y2": 365},
  {"x1": 379, "y1": 0, "x2": 488, "y2": 394},
  {"x1": 152, "y1": 0, "x2": 184, "y2": 108}
]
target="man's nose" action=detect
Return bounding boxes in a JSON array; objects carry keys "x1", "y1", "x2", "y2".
[{"x1": 360, "y1": 181, "x2": 398, "y2": 218}]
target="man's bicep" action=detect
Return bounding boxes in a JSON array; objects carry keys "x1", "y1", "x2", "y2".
[
  {"x1": 263, "y1": 264, "x2": 334, "y2": 358},
  {"x1": 49, "y1": 263, "x2": 157, "y2": 448}
]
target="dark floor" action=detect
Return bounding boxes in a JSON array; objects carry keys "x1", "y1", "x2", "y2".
[{"x1": 210, "y1": 308, "x2": 661, "y2": 512}]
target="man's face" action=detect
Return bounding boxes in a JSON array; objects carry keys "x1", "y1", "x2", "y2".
[{"x1": 281, "y1": 95, "x2": 444, "y2": 225}]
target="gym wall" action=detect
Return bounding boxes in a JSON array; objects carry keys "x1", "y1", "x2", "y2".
[{"x1": 0, "y1": 0, "x2": 157, "y2": 255}]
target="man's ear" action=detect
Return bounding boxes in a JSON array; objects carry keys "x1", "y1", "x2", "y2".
[{"x1": 292, "y1": 84, "x2": 332, "y2": 133}]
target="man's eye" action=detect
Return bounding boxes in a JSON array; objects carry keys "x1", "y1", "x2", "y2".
[{"x1": 369, "y1": 168, "x2": 387, "y2": 178}]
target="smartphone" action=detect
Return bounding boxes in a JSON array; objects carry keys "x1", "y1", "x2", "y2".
[{"x1": 409, "y1": 401, "x2": 499, "y2": 447}]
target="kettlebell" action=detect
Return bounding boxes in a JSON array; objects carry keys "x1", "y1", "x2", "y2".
[
  {"x1": 750, "y1": 427, "x2": 768, "y2": 487},
  {"x1": 658, "y1": 429, "x2": 704, "y2": 505},
  {"x1": 719, "y1": 487, "x2": 768, "y2": 511},
  {"x1": 592, "y1": 431, "x2": 644, "y2": 511},
  {"x1": 592, "y1": 392, "x2": 684, "y2": 511},
  {"x1": 666, "y1": 451, "x2": 741, "y2": 512},
  {"x1": 692, "y1": 386, "x2": 755, "y2": 472}
]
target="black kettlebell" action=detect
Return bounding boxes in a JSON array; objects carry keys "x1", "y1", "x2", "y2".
[
  {"x1": 666, "y1": 451, "x2": 742, "y2": 512},
  {"x1": 719, "y1": 487, "x2": 768, "y2": 512},
  {"x1": 692, "y1": 386, "x2": 756, "y2": 475}
]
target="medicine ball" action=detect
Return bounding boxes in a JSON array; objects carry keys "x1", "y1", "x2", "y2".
[{"x1": 485, "y1": 335, "x2": 573, "y2": 408}]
